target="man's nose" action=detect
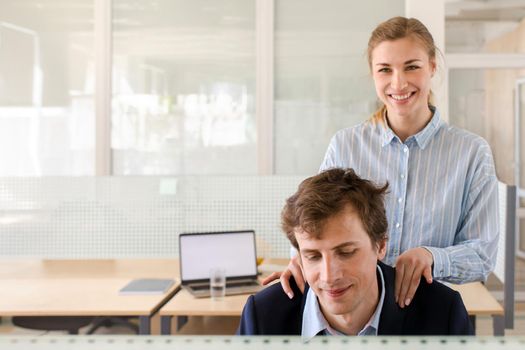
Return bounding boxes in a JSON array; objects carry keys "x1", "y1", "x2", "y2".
[{"x1": 320, "y1": 256, "x2": 341, "y2": 284}]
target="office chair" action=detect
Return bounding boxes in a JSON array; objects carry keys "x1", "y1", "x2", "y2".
[
  {"x1": 12, "y1": 316, "x2": 93, "y2": 335},
  {"x1": 85, "y1": 317, "x2": 138, "y2": 334}
]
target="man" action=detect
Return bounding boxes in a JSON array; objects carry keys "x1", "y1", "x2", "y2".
[{"x1": 237, "y1": 168, "x2": 473, "y2": 338}]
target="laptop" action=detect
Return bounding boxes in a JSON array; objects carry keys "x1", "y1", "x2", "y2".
[{"x1": 179, "y1": 230, "x2": 263, "y2": 298}]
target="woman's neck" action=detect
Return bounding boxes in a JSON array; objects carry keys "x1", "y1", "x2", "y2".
[{"x1": 385, "y1": 107, "x2": 434, "y2": 143}]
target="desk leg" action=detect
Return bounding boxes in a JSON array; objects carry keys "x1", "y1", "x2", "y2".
[
  {"x1": 138, "y1": 316, "x2": 151, "y2": 335},
  {"x1": 160, "y1": 316, "x2": 172, "y2": 335},
  {"x1": 492, "y1": 315, "x2": 505, "y2": 336}
]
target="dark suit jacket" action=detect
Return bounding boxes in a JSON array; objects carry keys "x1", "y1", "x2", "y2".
[{"x1": 237, "y1": 261, "x2": 473, "y2": 335}]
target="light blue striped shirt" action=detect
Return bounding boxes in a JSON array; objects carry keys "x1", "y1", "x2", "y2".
[
  {"x1": 320, "y1": 108, "x2": 499, "y2": 283},
  {"x1": 301, "y1": 265, "x2": 385, "y2": 341}
]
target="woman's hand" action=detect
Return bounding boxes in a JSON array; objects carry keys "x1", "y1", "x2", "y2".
[
  {"x1": 261, "y1": 255, "x2": 305, "y2": 299},
  {"x1": 394, "y1": 247, "x2": 434, "y2": 308}
]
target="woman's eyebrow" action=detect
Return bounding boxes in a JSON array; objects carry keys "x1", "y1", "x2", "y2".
[
  {"x1": 375, "y1": 59, "x2": 423, "y2": 67},
  {"x1": 404, "y1": 59, "x2": 423, "y2": 64}
]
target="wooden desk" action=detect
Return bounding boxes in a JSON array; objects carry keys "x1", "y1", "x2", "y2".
[
  {"x1": 159, "y1": 288, "x2": 250, "y2": 334},
  {"x1": 160, "y1": 288, "x2": 250, "y2": 317},
  {"x1": 3, "y1": 259, "x2": 503, "y2": 335},
  {"x1": 158, "y1": 260, "x2": 286, "y2": 335},
  {"x1": 0, "y1": 259, "x2": 181, "y2": 334},
  {"x1": 449, "y1": 282, "x2": 504, "y2": 335}
]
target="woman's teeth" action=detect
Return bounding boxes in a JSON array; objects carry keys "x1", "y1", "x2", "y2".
[{"x1": 390, "y1": 92, "x2": 413, "y2": 101}]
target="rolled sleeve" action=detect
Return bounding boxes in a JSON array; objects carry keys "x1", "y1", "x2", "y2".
[
  {"x1": 424, "y1": 173, "x2": 499, "y2": 283},
  {"x1": 423, "y1": 246, "x2": 451, "y2": 279}
]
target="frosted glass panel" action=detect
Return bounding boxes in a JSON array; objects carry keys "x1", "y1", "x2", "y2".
[
  {"x1": 112, "y1": 0, "x2": 256, "y2": 175},
  {"x1": 0, "y1": 1, "x2": 95, "y2": 175},
  {"x1": 274, "y1": 0, "x2": 404, "y2": 174},
  {"x1": 0, "y1": 176, "x2": 303, "y2": 258}
]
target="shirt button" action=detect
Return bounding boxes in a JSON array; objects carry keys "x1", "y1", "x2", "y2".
[
  {"x1": 403, "y1": 146, "x2": 408, "y2": 153},
  {"x1": 395, "y1": 222, "x2": 400, "y2": 228},
  {"x1": 400, "y1": 174, "x2": 405, "y2": 179},
  {"x1": 398, "y1": 197, "x2": 403, "y2": 203}
]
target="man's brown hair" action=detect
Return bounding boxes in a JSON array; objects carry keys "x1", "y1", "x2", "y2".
[{"x1": 281, "y1": 168, "x2": 388, "y2": 249}]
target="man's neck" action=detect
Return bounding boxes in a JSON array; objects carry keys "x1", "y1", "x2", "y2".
[{"x1": 321, "y1": 274, "x2": 380, "y2": 335}]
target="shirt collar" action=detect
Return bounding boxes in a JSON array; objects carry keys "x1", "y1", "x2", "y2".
[
  {"x1": 380, "y1": 111, "x2": 397, "y2": 147},
  {"x1": 380, "y1": 106, "x2": 443, "y2": 149},
  {"x1": 301, "y1": 265, "x2": 386, "y2": 342},
  {"x1": 360, "y1": 266, "x2": 385, "y2": 336}
]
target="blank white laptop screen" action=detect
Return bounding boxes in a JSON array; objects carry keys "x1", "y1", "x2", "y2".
[{"x1": 179, "y1": 231, "x2": 258, "y2": 282}]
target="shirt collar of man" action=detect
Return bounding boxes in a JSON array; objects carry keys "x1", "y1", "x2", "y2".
[
  {"x1": 380, "y1": 106, "x2": 443, "y2": 149},
  {"x1": 301, "y1": 264, "x2": 386, "y2": 342}
]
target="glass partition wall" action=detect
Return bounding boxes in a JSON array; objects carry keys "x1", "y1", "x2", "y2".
[
  {"x1": 111, "y1": 0, "x2": 404, "y2": 175},
  {"x1": 0, "y1": 0, "x2": 406, "y2": 177},
  {"x1": 0, "y1": 1, "x2": 95, "y2": 175},
  {"x1": 112, "y1": 0, "x2": 257, "y2": 175},
  {"x1": 274, "y1": 0, "x2": 404, "y2": 174}
]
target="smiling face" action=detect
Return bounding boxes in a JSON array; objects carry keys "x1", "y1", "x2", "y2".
[
  {"x1": 371, "y1": 36, "x2": 436, "y2": 123},
  {"x1": 296, "y1": 204, "x2": 386, "y2": 319}
]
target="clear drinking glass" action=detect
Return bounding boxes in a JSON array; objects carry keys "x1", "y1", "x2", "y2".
[{"x1": 210, "y1": 268, "x2": 226, "y2": 300}]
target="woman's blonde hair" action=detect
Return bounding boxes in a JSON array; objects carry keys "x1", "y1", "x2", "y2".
[{"x1": 367, "y1": 17, "x2": 437, "y2": 122}]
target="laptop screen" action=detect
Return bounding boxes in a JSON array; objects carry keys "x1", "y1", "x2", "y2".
[{"x1": 179, "y1": 230, "x2": 258, "y2": 282}]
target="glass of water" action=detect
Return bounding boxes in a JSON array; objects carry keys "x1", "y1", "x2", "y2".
[{"x1": 210, "y1": 268, "x2": 226, "y2": 300}]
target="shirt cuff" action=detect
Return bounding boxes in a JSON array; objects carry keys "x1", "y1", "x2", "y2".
[{"x1": 422, "y1": 246, "x2": 451, "y2": 279}]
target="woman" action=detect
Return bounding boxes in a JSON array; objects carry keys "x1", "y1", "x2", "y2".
[{"x1": 265, "y1": 16, "x2": 499, "y2": 308}]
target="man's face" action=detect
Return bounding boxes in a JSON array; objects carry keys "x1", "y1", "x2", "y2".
[{"x1": 295, "y1": 205, "x2": 386, "y2": 317}]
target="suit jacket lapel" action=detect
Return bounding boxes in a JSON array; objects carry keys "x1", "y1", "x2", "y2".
[{"x1": 377, "y1": 261, "x2": 407, "y2": 335}]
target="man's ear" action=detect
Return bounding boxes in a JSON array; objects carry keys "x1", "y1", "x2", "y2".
[{"x1": 376, "y1": 238, "x2": 387, "y2": 260}]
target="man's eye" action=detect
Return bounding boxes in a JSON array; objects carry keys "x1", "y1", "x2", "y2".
[
  {"x1": 339, "y1": 250, "x2": 356, "y2": 257},
  {"x1": 305, "y1": 255, "x2": 321, "y2": 261}
]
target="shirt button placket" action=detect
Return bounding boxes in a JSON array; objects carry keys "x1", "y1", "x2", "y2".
[{"x1": 396, "y1": 144, "x2": 409, "y2": 255}]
